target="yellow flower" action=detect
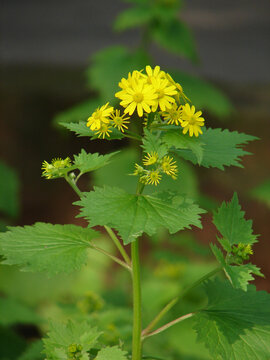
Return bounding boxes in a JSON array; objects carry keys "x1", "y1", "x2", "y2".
[
  {"x1": 151, "y1": 77, "x2": 177, "y2": 112},
  {"x1": 142, "y1": 65, "x2": 165, "y2": 84},
  {"x1": 161, "y1": 156, "x2": 178, "y2": 179},
  {"x1": 110, "y1": 109, "x2": 130, "y2": 132},
  {"x1": 146, "y1": 170, "x2": 162, "y2": 186},
  {"x1": 161, "y1": 103, "x2": 182, "y2": 125},
  {"x1": 118, "y1": 70, "x2": 143, "y2": 90},
  {"x1": 116, "y1": 78, "x2": 157, "y2": 117},
  {"x1": 87, "y1": 103, "x2": 114, "y2": 131},
  {"x1": 95, "y1": 123, "x2": 112, "y2": 139},
  {"x1": 143, "y1": 152, "x2": 159, "y2": 166},
  {"x1": 133, "y1": 163, "x2": 144, "y2": 176},
  {"x1": 166, "y1": 73, "x2": 190, "y2": 103},
  {"x1": 181, "y1": 104, "x2": 204, "y2": 137},
  {"x1": 41, "y1": 157, "x2": 72, "y2": 179}
]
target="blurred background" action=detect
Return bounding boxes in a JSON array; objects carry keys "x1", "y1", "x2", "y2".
[{"x1": 0, "y1": 0, "x2": 270, "y2": 359}]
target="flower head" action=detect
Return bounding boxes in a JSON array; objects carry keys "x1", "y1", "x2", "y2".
[
  {"x1": 95, "y1": 123, "x2": 112, "y2": 139},
  {"x1": 41, "y1": 157, "x2": 72, "y2": 179},
  {"x1": 151, "y1": 77, "x2": 177, "y2": 112},
  {"x1": 87, "y1": 102, "x2": 114, "y2": 131},
  {"x1": 161, "y1": 103, "x2": 182, "y2": 125},
  {"x1": 181, "y1": 103, "x2": 204, "y2": 137},
  {"x1": 146, "y1": 170, "x2": 162, "y2": 186},
  {"x1": 161, "y1": 156, "x2": 178, "y2": 179},
  {"x1": 142, "y1": 65, "x2": 166, "y2": 84},
  {"x1": 143, "y1": 152, "x2": 159, "y2": 166},
  {"x1": 110, "y1": 109, "x2": 130, "y2": 132}
]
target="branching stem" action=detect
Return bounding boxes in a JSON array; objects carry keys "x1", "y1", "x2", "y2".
[
  {"x1": 92, "y1": 244, "x2": 132, "y2": 272},
  {"x1": 104, "y1": 225, "x2": 131, "y2": 265}
]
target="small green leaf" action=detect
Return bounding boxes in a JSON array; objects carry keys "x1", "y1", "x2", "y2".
[
  {"x1": 76, "y1": 186, "x2": 204, "y2": 244},
  {"x1": 250, "y1": 178, "x2": 270, "y2": 208},
  {"x1": 60, "y1": 121, "x2": 124, "y2": 140},
  {"x1": 142, "y1": 129, "x2": 168, "y2": 158},
  {"x1": 73, "y1": 149, "x2": 119, "y2": 175},
  {"x1": 0, "y1": 223, "x2": 99, "y2": 275},
  {"x1": 152, "y1": 19, "x2": 197, "y2": 62},
  {"x1": 176, "y1": 128, "x2": 257, "y2": 170},
  {"x1": 0, "y1": 297, "x2": 41, "y2": 326},
  {"x1": 213, "y1": 193, "x2": 258, "y2": 247},
  {"x1": 114, "y1": 5, "x2": 152, "y2": 31},
  {"x1": 194, "y1": 279, "x2": 270, "y2": 360},
  {"x1": 95, "y1": 346, "x2": 128, "y2": 360},
  {"x1": 0, "y1": 161, "x2": 20, "y2": 218},
  {"x1": 163, "y1": 129, "x2": 204, "y2": 164}
]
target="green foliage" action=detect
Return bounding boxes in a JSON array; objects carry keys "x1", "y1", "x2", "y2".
[
  {"x1": 142, "y1": 129, "x2": 168, "y2": 158},
  {"x1": 95, "y1": 346, "x2": 128, "y2": 360},
  {"x1": 176, "y1": 128, "x2": 257, "y2": 170},
  {"x1": 194, "y1": 279, "x2": 270, "y2": 360},
  {"x1": 18, "y1": 340, "x2": 44, "y2": 360},
  {"x1": 43, "y1": 320, "x2": 101, "y2": 360},
  {"x1": 250, "y1": 178, "x2": 270, "y2": 208},
  {"x1": 0, "y1": 297, "x2": 41, "y2": 326},
  {"x1": 76, "y1": 186, "x2": 204, "y2": 244},
  {"x1": 73, "y1": 149, "x2": 119, "y2": 175},
  {"x1": 114, "y1": 5, "x2": 153, "y2": 31},
  {"x1": 0, "y1": 161, "x2": 19, "y2": 218},
  {"x1": 0, "y1": 223, "x2": 99, "y2": 275},
  {"x1": 171, "y1": 71, "x2": 233, "y2": 118},
  {"x1": 87, "y1": 46, "x2": 150, "y2": 100},
  {"x1": 0, "y1": 326, "x2": 26, "y2": 360}
]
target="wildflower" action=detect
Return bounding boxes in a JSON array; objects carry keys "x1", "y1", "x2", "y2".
[
  {"x1": 115, "y1": 78, "x2": 157, "y2": 117},
  {"x1": 142, "y1": 65, "x2": 165, "y2": 84},
  {"x1": 151, "y1": 77, "x2": 177, "y2": 112},
  {"x1": 133, "y1": 163, "x2": 144, "y2": 176},
  {"x1": 146, "y1": 170, "x2": 162, "y2": 186},
  {"x1": 143, "y1": 152, "x2": 159, "y2": 166},
  {"x1": 161, "y1": 156, "x2": 178, "y2": 179},
  {"x1": 181, "y1": 103, "x2": 204, "y2": 137},
  {"x1": 41, "y1": 157, "x2": 72, "y2": 179},
  {"x1": 87, "y1": 102, "x2": 114, "y2": 131},
  {"x1": 110, "y1": 109, "x2": 130, "y2": 132},
  {"x1": 95, "y1": 123, "x2": 112, "y2": 139},
  {"x1": 166, "y1": 73, "x2": 190, "y2": 103},
  {"x1": 232, "y1": 243, "x2": 253, "y2": 261},
  {"x1": 162, "y1": 103, "x2": 182, "y2": 125},
  {"x1": 118, "y1": 70, "x2": 143, "y2": 90}
]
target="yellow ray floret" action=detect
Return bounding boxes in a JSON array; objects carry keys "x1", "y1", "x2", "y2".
[
  {"x1": 143, "y1": 152, "x2": 159, "y2": 166},
  {"x1": 142, "y1": 65, "x2": 166, "y2": 84},
  {"x1": 151, "y1": 77, "x2": 177, "y2": 112},
  {"x1": 161, "y1": 156, "x2": 178, "y2": 179},
  {"x1": 181, "y1": 104, "x2": 205, "y2": 137},
  {"x1": 95, "y1": 123, "x2": 112, "y2": 139},
  {"x1": 87, "y1": 103, "x2": 114, "y2": 131},
  {"x1": 146, "y1": 170, "x2": 162, "y2": 186},
  {"x1": 110, "y1": 109, "x2": 130, "y2": 132},
  {"x1": 166, "y1": 73, "x2": 190, "y2": 103},
  {"x1": 161, "y1": 103, "x2": 183, "y2": 125}
]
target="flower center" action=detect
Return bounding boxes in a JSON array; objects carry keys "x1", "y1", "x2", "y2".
[
  {"x1": 94, "y1": 110, "x2": 102, "y2": 119},
  {"x1": 189, "y1": 116, "x2": 197, "y2": 125},
  {"x1": 113, "y1": 116, "x2": 122, "y2": 125},
  {"x1": 133, "y1": 93, "x2": 144, "y2": 103}
]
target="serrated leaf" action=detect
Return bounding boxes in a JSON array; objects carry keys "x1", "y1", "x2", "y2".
[
  {"x1": 60, "y1": 121, "x2": 123, "y2": 140},
  {"x1": 76, "y1": 186, "x2": 204, "y2": 244},
  {"x1": 0, "y1": 297, "x2": 41, "y2": 326},
  {"x1": 0, "y1": 223, "x2": 99, "y2": 275},
  {"x1": 194, "y1": 279, "x2": 270, "y2": 360},
  {"x1": 152, "y1": 19, "x2": 197, "y2": 62},
  {"x1": 213, "y1": 193, "x2": 258, "y2": 247},
  {"x1": 142, "y1": 129, "x2": 168, "y2": 158},
  {"x1": 176, "y1": 128, "x2": 257, "y2": 170},
  {"x1": 0, "y1": 161, "x2": 20, "y2": 218},
  {"x1": 73, "y1": 149, "x2": 119, "y2": 175},
  {"x1": 95, "y1": 346, "x2": 128, "y2": 360},
  {"x1": 163, "y1": 129, "x2": 204, "y2": 164},
  {"x1": 43, "y1": 320, "x2": 101, "y2": 360},
  {"x1": 114, "y1": 5, "x2": 152, "y2": 31},
  {"x1": 250, "y1": 178, "x2": 270, "y2": 208},
  {"x1": 170, "y1": 71, "x2": 233, "y2": 118}
]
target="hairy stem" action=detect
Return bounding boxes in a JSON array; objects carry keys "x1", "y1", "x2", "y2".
[{"x1": 104, "y1": 225, "x2": 131, "y2": 265}]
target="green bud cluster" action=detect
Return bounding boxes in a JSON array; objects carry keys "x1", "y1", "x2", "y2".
[
  {"x1": 230, "y1": 243, "x2": 253, "y2": 263},
  {"x1": 67, "y1": 343, "x2": 83, "y2": 360}
]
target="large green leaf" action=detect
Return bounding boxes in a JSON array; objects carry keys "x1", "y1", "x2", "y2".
[
  {"x1": 114, "y1": 5, "x2": 153, "y2": 31},
  {"x1": 95, "y1": 346, "x2": 128, "y2": 360},
  {"x1": 0, "y1": 297, "x2": 41, "y2": 326},
  {"x1": 76, "y1": 186, "x2": 204, "y2": 244},
  {"x1": 194, "y1": 279, "x2": 270, "y2": 360},
  {"x1": 176, "y1": 128, "x2": 257, "y2": 170},
  {"x1": 152, "y1": 19, "x2": 197, "y2": 62},
  {"x1": 213, "y1": 193, "x2": 258, "y2": 247},
  {"x1": 0, "y1": 223, "x2": 99, "y2": 275},
  {"x1": 171, "y1": 71, "x2": 233, "y2": 118},
  {"x1": 87, "y1": 46, "x2": 150, "y2": 100},
  {"x1": 0, "y1": 161, "x2": 19, "y2": 218}
]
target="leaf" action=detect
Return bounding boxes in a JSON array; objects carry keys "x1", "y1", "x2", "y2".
[
  {"x1": 87, "y1": 46, "x2": 150, "y2": 100},
  {"x1": 0, "y1": 326, "x2": 26, "y2": 360},
  {"x1": 60, "y1": 121, "x2": 124, "y2": 140},
  {"x1": 163, "y1": 129, "x2": 204, "y2": 164},
  {"x1": 95, "y1": 346, "x2": 128, "y2": 360},
  {"x1": 73, "y1": 149, "x2": 119, "y2": 175},
  {"x1": 0, "y1": 297, "x2": 41, "y2": 326},
  {"x1": 170, "y1": 71, "x2": 233, "y2": 118},
  {"x1": 213, "y1": 193, "x2": 258, "y2": 247},
  {"x1": 43, "y1": 320, "x2": 101, "y2": 360},
  {"x1": 53, "y1": 98, "x2": 103, "y2": 126},
  {"x1": 176, "y1": 128, "x2": 257, "y2": 170},
  {"x1": 0, "y1": 223, "x2": 99, "y2": 275},
  {"x1": 114, "y1": 5, "x2": 153, "y2": 31},
  {"x1": 152, "y1": 19, "x2": 197, "y2": 62},
  {"x1": 250, "y1": 179, "x2": 270, "y2": 208},
  {"x1": 142, "y1": 129, "x2": 168, "y2": 158},
  {"x1": 18, "y1": 340, "x2": 44, "y2": 360},
  {"x1": 0, "y1": 161, "x2": 20, "y2": 218},
  {"x1": 194, "y1": 279, "x2": 270, "y2": 360},
  {"x1": 76, "y1": 186, "x2": 204, "y2": 244}
]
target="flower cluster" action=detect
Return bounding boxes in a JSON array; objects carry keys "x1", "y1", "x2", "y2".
[
  {"x1": 231, "y1": 243, "x2": 253, "y2": 264},
  {"x1": 86, "y1": 65, "x2": 205, "y2": 138},
  {"x1": 134, "y1": 152, "x2": 178, "y2": 186},
  {"x1": 41, "y1": 157, "x2": 72, "y2": 179},
  {"x1": 67, "y1": 343, "x2": 83, "y2": 360}
]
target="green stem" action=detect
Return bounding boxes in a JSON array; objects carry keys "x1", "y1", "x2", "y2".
[
  {"x1": 104, "y1": 225, "x2": 131, "y2": 265},
  {"x1": 142, "y1": 266, "x2": 222, "y2": 337},
  {"x1": 132, "y1": 239, "x2": 142, "y2": 360},
  {"x1": 65, "y1": 174, "x2": 83, "y2": 197},
  {"x1": 92, "y1": 244, "x2": 131, "y2": 272}
]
